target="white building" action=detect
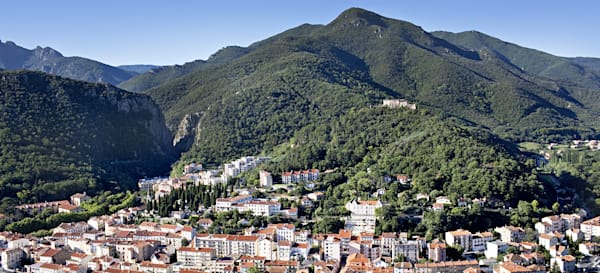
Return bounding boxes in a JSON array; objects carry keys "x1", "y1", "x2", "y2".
[
  {"x1": 176, "y1": 247, "x2": 215, "y2": 266},
  {"x1": 445, "y1": 229, "x2": 472, "y2": 251},
  {"x1": 268, "y1": 223, "x2": 296, "y2": 242},
  {"x1": 323, "y1": 236, "x2": 341, "y2": 261},
  {"x1": 345, "y1": 199, "x2": 383, "y2": 235},
  {"x1": 392, "y1": 240, "x2": 420, "y2": 262},
  {"x1": 580, "y1": 216, "x2": 600, "y2": 240},
  {"x1": 259, "y1": 171, "x2": 273, "y2": 187},
  {"x1": 494, "y1": 226, "x2": 525, "y2": 243}
]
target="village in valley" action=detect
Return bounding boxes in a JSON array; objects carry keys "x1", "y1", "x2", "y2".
[{"x1": 2, "y1": 150, "x2": 600, "y2": 273}]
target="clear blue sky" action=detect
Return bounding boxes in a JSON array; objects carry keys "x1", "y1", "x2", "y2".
[{"x1": 2, "y1": 0, "x2": 598, "y2": 66}]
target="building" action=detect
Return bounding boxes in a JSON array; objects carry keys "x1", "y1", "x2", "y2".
[
  {"x1": 445, "y1": 229, "x2": 472, "y2": 251},
  {"x1": 538, "y1": 234, "x2": 558, "y2": 250},
  {"x1": 268, "y1": 223, "x2": 295, "y2": 242},
  {"x1": 281, "y1": 169, "x2": 319, "y2": 184},
  {"x1": 345, "y1": 199, "x2": 383, "y2": 235},
  {"x1": 414, "y1": 260, "x2": 478, "y2": 273},
  {"x1": 70, "y1": 193, "x2": 91, "y2": 206},
  {"x1": 485, "y1": 241, "x2": 507, "y2": 259},
  {"x1": 428, "y1": 241, "x2": 447, "y2": 262},
  {"x1": 550, "y1": 255, "x2": 576, "y2": 273},
  {"x1": 382, "y1": 99, "x2": 416, "y2": 110},
  {"x1": 494, "y1": 226, "x2": 525, "y2": 243},
  {"x1": 323, "y1": 236, "x2": 341, "y2": 261},
  {"x1": 471, "y1": 232, "x2": 493, "y2": 252},
  {"x1": 393, "y1": 240, "x2": 420, "y2": 262},
  {"x1": 58, "y1": 204, "x2": 84, "y2": 214},
  {"x1": 580, "y1": 216, "x2": 600, "y2": 240},
  {"x1": 1, "y1": 248, "x2": 24, "y2": 270},
  {"x1": 341, "y1": 253, "x2": 373, "y2": 273},
  {"x1": 259, "y1": 171, "x2": 273, "y2": 187},
  {"x1": 176, "y1": 247, "x2": 216, "y2": 266}
]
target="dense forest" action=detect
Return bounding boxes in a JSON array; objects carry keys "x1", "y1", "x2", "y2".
[{"x1": 0, "y1": 71, "x2": 175, "y2": 209}]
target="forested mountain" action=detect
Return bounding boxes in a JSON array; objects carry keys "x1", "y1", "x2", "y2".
[
  {"x1": 0, "y1": 40, "x2": 136, "y2": 85},
  {"x1": 432, "y1": 30, "x2": 600, "y2": 90},
  {"x1": 117, "y1": 46, "x2": 250, "y2": 92},
  {"x1": 0, "y1": 70, "x2": 175, "y2": 207},
  {"x1": 129, "y1": 8, "x2": 599, "y2": 169}
]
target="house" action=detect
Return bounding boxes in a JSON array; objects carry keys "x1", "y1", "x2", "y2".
[
  {"x1": 538, "y1": 234, "x2": 558, "y2": 250},
  {"x1": 494, "y1": 226, "x2": 525, "y2": 243},
  {"x1": 432, "y1": 203, "x2": 445, "y2": 211},
  {"x1": 393, "y1": 240, "x2": 420, "y2": 262},
  {"x1": 471, "y1": 232, "x2": 493, "y2": 252},
  {"x1": 485, "y1": 241, "x2": 507, "y2": 259},
  {"x1": 1, "y1": 248, "x2": 24, "y2": 270},
  {"x1": 435, "y1": 196, "x2": 452, "y2": 205},
  {"x1": 428, "y1": 241, "x2": 447, "y2": 262},
  {"x1": 268, "y1": 223, "x2": 296, "y2": 242},
  {"x1": 70, "y1": 193, "x2": 91, "y2": 206},
  {"x1": 493, "y1": 261, "x2": 532, "y2": 273},
  {"x1": 396, "y1": 175, "x2": 410, "y2": 184},
  {"x1": 445, "y1": 229, "x2": 472, "y2": 251},
  {"x1": 580, "y1": 216, "x2": 600, "y2": 240},
  {"x1": 58, "y1": 204, "x2": 84, "y2": 214},
  {"x1": 39, "y1": 249, "x2": 70, "y2": 264},
  {"x1": 550, "y1": 255, "x2": 576, "y2": 273},
  {"x1": 300, "y1": 196, "x2": 314, "y2": 208},
  {"x1": 308, "y1": 192, "x2": 325, "y2": 201},
  {"x1": 197, "y1": 218, "x2": 213, "y2": 230},
  {"x1": 565, "y1": 228, "x2": 583, "y2": 242},
  {"x1": 341, "y1": 253, "x2": 373, "y2": 273},
  {"x1": 137, "y1": 261, "x2": 172, "y2": 273}
]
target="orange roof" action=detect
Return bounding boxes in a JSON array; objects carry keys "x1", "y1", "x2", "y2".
[
  {"x1": 358, "y1": 200, "x2": 380, "y2": 206},
  {"x1": 41, "y1": 249, "x2": 61, "y2": 257},
  {"x1": 448, "y1": 229, "x2": 472, "y2": 236},
  {"x1": 498, "y1": 261, "x2": 530, "y2": 273},
  {"x1": 40, "y1": 263, "x2": 63, "y2": 270}
]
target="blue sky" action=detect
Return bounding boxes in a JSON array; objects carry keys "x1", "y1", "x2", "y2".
[{"x1": 1, "y1": 0, "x2": 598, "y2": 66}]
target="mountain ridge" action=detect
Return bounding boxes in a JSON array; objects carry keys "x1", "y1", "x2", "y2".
[{"x1": 0, "y1": 40, "x2": 136, "y2": 85}]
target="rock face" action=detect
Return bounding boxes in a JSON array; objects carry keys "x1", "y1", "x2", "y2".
[
  {"x1": 173, "y1": 112, "x2": 202, "y2": 152},
  {"x1": 0, "y1": 40, "x2": 136, "y2": 85}
]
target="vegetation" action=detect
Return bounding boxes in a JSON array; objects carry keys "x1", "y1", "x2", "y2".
[{"x1": 0, "y1": 71, "x2": 175, "y2": 209}]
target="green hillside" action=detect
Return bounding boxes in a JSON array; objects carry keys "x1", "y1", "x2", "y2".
[
  {"x1": 132, "y1": 8, "x2": 598, "y2": 169},
  {"x1": 0, "y1": 70, "x2": 175, "y2": 208}
]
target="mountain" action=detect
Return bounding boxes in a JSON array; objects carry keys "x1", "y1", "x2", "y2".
[
  {"x1": 117, "y1": 46, "x2": 250, "y2": 92},
  {"x1": 0, "y1": 70, "x2": 175, "y2": 206},
  {"x1": 0, "y1": 40, "x2": 136, "y2": 85},
  {"x1": 432, "y1": 30, "x2": 600, "y2": 90},
  {"x1": 132, "y1": 8, "x2": 599, "y2": 168},
  {"x1": 118, "y1": 64, "x2": 159, "y2": 74}
]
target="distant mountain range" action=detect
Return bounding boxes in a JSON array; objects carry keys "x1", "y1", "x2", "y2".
[{"x1": 0, "y1": 40, "x2": 137, "y2": 85}]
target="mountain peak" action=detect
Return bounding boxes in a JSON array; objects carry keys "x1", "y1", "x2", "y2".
[{"x1": 330, "y1": 7, "x2": 388, "y2": 28}]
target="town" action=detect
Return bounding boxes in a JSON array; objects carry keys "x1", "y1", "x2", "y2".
[{"x1": 2, "y1": 155, "x2": 600, "y2": 273}]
